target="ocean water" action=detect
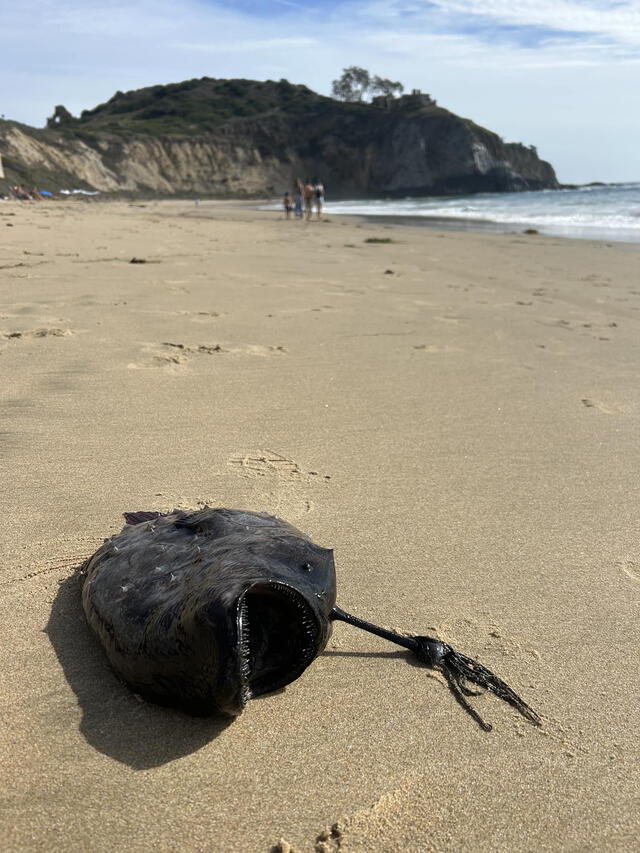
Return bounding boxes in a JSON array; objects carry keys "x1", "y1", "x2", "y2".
[{"x1": 322, "y1": 183, "x2": 640, "y2": 243}]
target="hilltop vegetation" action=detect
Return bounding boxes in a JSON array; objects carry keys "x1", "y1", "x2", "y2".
[
  {"x1": 61, "y1": 78, "x2": 340, "y2": 136},
  {"x1": 48, "y1": 76, "x2": 447, "y2": 138}
]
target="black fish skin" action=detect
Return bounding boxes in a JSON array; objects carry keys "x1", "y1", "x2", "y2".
[{"x1": 81, "y1": 508, "x2": 336, "y2": 716}]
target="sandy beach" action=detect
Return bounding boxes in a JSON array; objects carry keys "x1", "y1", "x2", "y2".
[{"x1": 1, "y1": 199, "x2": 638, "y2": 852}]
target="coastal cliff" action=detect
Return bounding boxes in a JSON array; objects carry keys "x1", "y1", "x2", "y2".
[{"x1": 0, "y1": 78, "x2": 558, "y2": 197}]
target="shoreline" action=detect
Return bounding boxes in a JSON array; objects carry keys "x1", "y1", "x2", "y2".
[
  {"x1": 5, "y1": 191, "x2": 639, "y2": 246},
  {"x1": 331, "y1": 211, "x2": 640, "y2": 246},
  {"x1": 257, "y1": 184, "x2": 640, "y2": 246},
  {"x1": 187, "y1": 198, "x2": 640, "y2": 249}
]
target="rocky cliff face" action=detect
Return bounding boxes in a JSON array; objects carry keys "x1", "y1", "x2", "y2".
[{"x1": 0, "y1": 82, "x2": 558, "y2": 198}]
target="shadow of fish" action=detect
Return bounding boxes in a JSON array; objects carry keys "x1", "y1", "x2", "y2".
[{"x1": 81, "y1": 507, "x2": 541, "y2": 731}]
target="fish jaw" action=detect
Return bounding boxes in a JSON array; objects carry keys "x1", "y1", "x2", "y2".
[{"x1": 227, "y1": 580, "x2": 325, "y2": 711}]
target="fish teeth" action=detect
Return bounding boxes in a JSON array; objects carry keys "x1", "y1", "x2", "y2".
[{"x1": 238, "y1": 596, "x2": 253, "y2": 701}]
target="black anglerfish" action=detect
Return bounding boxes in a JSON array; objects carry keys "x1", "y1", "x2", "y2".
[{"x1": 81, "y1": 507, "x2": 541, "y2": 731}]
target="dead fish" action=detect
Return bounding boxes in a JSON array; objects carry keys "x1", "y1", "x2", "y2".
[{"x1": 81, "y1": 507, "x2": 541, "y2": 731}]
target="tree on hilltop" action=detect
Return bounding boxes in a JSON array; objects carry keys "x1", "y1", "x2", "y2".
[
  {"x1": 371, "y1": 76, "x2": 404, "y2": 98},
  {"x1": 332, "y1": 67, "x2": 404, "y2": 102},
  {"x1": 331, "y1": 67, "x2": 371, "y2": 102}
]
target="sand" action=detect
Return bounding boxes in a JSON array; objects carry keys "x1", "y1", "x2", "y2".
[{"x1": 1, "y1": 198, "x2": 639, "y2": 852}]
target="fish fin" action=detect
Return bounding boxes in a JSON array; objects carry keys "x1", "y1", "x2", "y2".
[
  {"x1": 412, "y1": 635, "x2": 542, "y2": 732},
  {"x1": 172, "y1": 507, "x2": 216, "y2": 535},
  {"x1": 123, "y1": 511, "x2": 167, "y2": 525}
]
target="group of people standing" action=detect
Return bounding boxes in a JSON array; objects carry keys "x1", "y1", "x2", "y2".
[{"x1": 283, "y1": 178, "x2": 324, "y2": 221}]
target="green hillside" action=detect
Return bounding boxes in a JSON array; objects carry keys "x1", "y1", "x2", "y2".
[
  {"x1": 72, "y1": 78, "x2": 345, "y2": 136},
  {"x1": 49, "y1": 77, "x2": 449, "y2": 138}
]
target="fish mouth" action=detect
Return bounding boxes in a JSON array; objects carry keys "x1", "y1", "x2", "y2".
[{"x1": 236, "y1": 581, "x2": 321, "y2": 706}]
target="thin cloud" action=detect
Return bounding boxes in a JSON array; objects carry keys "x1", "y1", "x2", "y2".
[
  {"x1": 178, "y1": 37, "x2": 318, "y2": 54},
  {"x1": 359, "y1": 0, "x2": 640, "y2": 52}
]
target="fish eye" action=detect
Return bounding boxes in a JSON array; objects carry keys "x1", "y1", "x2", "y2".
[{"x1": 301, "y1": 562, "x2": 313, "y2": 572}]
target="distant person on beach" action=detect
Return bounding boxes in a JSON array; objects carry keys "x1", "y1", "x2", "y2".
[
  {"x1": 313, "y1": 179, "x2": 325, "y2": 220},
  {"x1": 283, "y1": 191, "x2": 293, "y2": 219},
  {"x1": 293, "y1": 181, "x2": 303, "y2": 218},
  {"x1": 303, "y1": 181, "x2": 314, "y2": 220},
  {"x1": 12, "y1": 185, "x2": 32, "y2": 200}
]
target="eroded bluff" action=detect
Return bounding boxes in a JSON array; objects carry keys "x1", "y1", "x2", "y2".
[{"x1": 0, "y1": 85, "x2": 558, "y2": 197}]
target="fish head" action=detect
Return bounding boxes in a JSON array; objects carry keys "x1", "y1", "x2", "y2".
[{"x1": 205, "y1": 534, "x2": 337, "y2": 716}]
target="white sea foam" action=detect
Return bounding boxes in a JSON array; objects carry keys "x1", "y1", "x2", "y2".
[{"x1": 320, "y1": 184, "x2": 640, "y2": 242}]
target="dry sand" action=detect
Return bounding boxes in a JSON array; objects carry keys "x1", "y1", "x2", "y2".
[{"x1": 1, "y1": 199, "x2": 639, "y2": 852}]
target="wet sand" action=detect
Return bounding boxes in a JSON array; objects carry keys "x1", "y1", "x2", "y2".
[{"x1": 1, "y1": 199, "x2": 639, "y2": 852}]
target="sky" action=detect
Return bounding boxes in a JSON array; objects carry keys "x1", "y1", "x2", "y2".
[{"x1": 2, "y1": 0, "x2": 639, "y2": 183}]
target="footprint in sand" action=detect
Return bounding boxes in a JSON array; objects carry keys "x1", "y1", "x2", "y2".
[
  {"x1": 2, "y1": 327, "x2": 73, "y2": 340},
  {"x1": 162, "y1": 341, "x2": 287, "y2": 358},
  {"x1": 177, "y1": 310, "x2": 222, "y2": 322},
  {"x1": 301, "y1": 774, "x2": 425, "y2": 853},
  {"x1": 536, "y1": 318, "x2": 574, "y2": 331},
  {"x1": 615, "y1": 560, "x2": 640, "y2": 585},
  {"x1": 163, "y1": 341, "x2": 226, "y2": 355},
  {"x1": 412, "y1": 344, "x2": 461, "y2": 353},
  {"x1": 229, "y1": 451, "x2": 330, "y2": 482},
  {"x1": 235, "y1": 344, "x2": 287, "y2": 357},
  {"x1": 128, "y1": 341, "x2": 287, "y2": 370},
  {"x1": 281, "y1": 305, "x2": 337, "y2": 317},
  {"x1": 579, "y1": 274, "x2": 612, "y2": 288},
  {"x1": 581, "y1": 397, "x2": 628, "y2": 414},
  {"x1": 228, "y1": 450, "x2": 331, "y2": 519},
  {"x1": 326, "y1": 286, "x2": 366, "y2": 296},
  {"x1": 128, "y1": 342, "x2": 222, "y2": 371},
  {"x1": 0, "y1": 261, "x2": 46, "y2": 271},
  {"x1": 434, "y1": 314, "x2": 466, "y2": 324}
]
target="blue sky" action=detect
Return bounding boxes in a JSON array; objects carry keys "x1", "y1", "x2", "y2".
[{"x1": 2, "y1": 0, "x2": 639, "y2": 183}]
